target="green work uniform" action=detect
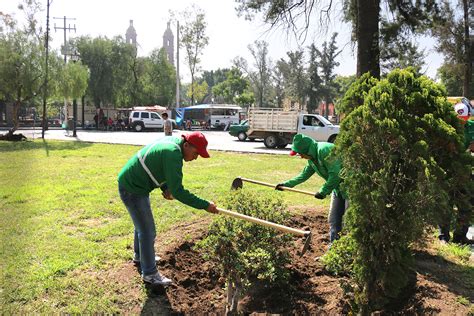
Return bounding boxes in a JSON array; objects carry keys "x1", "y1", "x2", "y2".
[
  {"x1": 118, "y1": 136, "x2": 209, "y2": 209},
  {"x1": 464, "y1": 119, "x2": 473, "y2": 150},
  {"x1": 281, "y1": 134, "x2": 346, "y2": 198}
]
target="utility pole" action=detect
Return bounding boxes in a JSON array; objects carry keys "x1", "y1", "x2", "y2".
[
  {"x1": 54, "y1": 16, "x2": 76, "y2": 132},
  {"x1": 41, "y1": 0, "x2": 51, "y2": 139},
  {"x1": 53, "y1": 16, "x2": 76, "y2": 63},
  {"x1": 176, "y1": 20, "x2": 180, "y2": 109}
]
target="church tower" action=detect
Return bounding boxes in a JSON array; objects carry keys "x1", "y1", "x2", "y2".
[
  {"x1": 163, "y1": 21, "x2": 174, "y2": 65},
  {"x1": 125, "y1": 20, "x2": 137, "y2": 47}
]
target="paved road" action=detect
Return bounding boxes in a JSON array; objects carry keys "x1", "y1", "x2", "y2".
[{"x1": 14, "y1": 128, "x2": 291, "y2": 155}]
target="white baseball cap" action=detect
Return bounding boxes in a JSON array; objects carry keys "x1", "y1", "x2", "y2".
[{"x1": 454, "y1": 102, "x2": 469, "y2": 121}]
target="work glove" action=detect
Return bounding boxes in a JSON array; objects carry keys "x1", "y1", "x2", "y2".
[
  {"x1": 314, "y1": 192, "x2": 325, "y2": 199},
  {"x1": 275, "y1": 183, "x2": 285, "y2": 191}
]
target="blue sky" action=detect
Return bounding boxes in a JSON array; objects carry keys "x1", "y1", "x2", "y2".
[{"x1": 3, "y1": 0, "x2": 443, "y2": 82}]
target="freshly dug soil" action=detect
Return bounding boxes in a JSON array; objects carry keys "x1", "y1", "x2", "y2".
[{"x1": 112, "y1": 207, "x2": 473, "y2": 315}]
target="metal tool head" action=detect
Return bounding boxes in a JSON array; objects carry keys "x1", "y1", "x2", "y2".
[
  {"x1": 231, "y1": 177, "x2": 243, "y2": 190},
  {"x1": 300, "y1": 231, "x2": 312, "y2": 256}
]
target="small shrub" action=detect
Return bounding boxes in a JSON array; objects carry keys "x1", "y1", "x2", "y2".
[
  {"x1": 321, "y1": 235, "x2": 355, "y2": 276},
  {"x1": 196, "y1": 189, "x2": 292, "y2": 315}
]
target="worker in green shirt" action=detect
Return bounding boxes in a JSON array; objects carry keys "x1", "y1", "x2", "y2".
[
  {"x1": 439, "y1": 102, "x2": 473, "y2": 244},
  {"x1": 118, "y1": 132, "x2": 217, "y2": 286},
  {"x1": 276, "y1": 133, "x2": 347, "y2": 245}
]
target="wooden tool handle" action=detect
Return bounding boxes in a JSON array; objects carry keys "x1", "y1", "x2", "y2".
[
  {"x1": 216, "y1": 207, "x2": 308, "y2": 236},
  {"x1": 240, "y1": 177, "x2": 315, "y2": 196}
]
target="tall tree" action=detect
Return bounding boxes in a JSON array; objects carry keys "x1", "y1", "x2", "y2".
[
  {"x1": 273, "y1": 60, "x2": 287, "y2": 108},
  {"x1": 432, "y1": 0, "x2": 472, "y2": 98},
  {"x1": 283, "y1": 49, "x2": 308, "y2": 108},
  {"x1": 148, "y1": 48, "x2": 176, "y2": 106},
  {"x1": 199, "y1": 68, "x2": 229, "y2": 103},
  {"x1": 0, "y1": 2, "x2": 61, "y2": 134},
  {"x1": 379, "y1": 31, "x2": 426, "y2": 74},
  {"x1": 58, "y1": 61, "x2": 89, "y2": 103},
  {"x1": 186, "y1": 81, "x2": 208, "y2": 105},
  {"x1": 316, "y1": 33, "x2": 341, "y2": 118},
  {"x1": 212, "y1": 67, "x2": 254, "y2": 106},
  {"x1": 245, "y1": 40, "x2": 273, "y2": 107},
  {"x1": 177, "y1": 4, "x2": 209, "y2": 105},
  {"x1": 235, "y1": 0, "x2": 441, "y2": 79},
  {"x1": 76, "y1": 36, "x2": 114, "y2": 107},
  {"x1": 306, "y1": 44, "x2": 323, "y2": 114}
]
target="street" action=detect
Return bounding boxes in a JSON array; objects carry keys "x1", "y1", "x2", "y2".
[{"x1": 14, "y1": 128, "x2": 291, "y2": 155}]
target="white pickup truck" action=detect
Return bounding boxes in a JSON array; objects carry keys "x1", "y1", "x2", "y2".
[{"x1": 247, "y1": 108, "x2": 340, "y2": 149}]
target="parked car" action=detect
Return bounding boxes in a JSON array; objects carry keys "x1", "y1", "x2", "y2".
[
  {"x1": 228, "y1": 120, "x2": 257, "y2": 141},
  {"x1": 129, "y1": 111, "x2": 164, "y2": 132}
]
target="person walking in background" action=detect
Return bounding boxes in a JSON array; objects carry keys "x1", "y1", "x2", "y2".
[
  {"x1": 276, "y1": 134, "x2": 348, "y2": 245},
  {"x1": 162, "y1": 112, "x2": 173, "y2": 136},
  {"x1": 118, "y1": 132, "x2": 218, "y2": 286}
]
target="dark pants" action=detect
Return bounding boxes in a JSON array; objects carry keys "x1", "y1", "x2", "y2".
[
  {"x1": 328, "y1": 192, "x2": 349, "y2": 243},
  {"x1": 118, "y1": 184, "x2": 158, "y2": 276}
]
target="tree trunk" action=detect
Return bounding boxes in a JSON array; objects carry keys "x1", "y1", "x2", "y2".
[
  {"x1": 225, "y1": 274, "x2": 241, "y2": 315},
  {"x1": 11, "y1": 100, "x2": 20, "y2": 134},
  {"x1": 191, "y1": 75, "x2": 195, "y2": 106},
  {"x1": 356, "y1": 0, "x2": 380, "y2": 79},
  {"x1": 325, "y1": 97, "x2": 330, "y2": 119},
  {"x1": 462, "y1": 0, "x2": 471, "y2": 98}
]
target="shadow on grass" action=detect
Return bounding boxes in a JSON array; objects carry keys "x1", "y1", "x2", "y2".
[{"x1": 0, "y1": 139, "x2": 94, "y2": 155}]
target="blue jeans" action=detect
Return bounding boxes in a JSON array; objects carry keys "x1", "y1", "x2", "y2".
[
  {"x1": 328, "y1": 192, "x2": 348, "y2": 243},
  {"x1": 118, "y1": 184, "x2": 157, "y2": 276}
]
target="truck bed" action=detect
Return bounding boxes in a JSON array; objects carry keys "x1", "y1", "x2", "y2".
[{"x1": 248, "y1": 108, "x2": 299, "y2": 132}]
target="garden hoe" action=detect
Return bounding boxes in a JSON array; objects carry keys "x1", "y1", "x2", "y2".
[
  {"x1": 231, "y1": 177, "x2": 315, "y2": 196},
  {"x1": 216, "y1": 207, "x2": 312, "y2": 256}
]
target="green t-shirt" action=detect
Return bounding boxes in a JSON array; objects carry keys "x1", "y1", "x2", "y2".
[{"x1": 118, "y1": 137, "x2": 209, "y2": 210}]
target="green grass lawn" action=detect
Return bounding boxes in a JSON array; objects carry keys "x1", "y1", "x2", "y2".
[{"x1": 0, "y1": 140, "x2": 326, "y2": 313}]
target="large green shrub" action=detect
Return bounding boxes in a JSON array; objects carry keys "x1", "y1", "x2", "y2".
[
  {"x1": 335, "y1": 68, "x2": 472, "y2": 312},
  {"x1": 197, "y1": 190, "x2": 292, "y2": 314}
]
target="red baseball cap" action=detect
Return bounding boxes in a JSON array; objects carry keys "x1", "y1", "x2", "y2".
[{"x1": 183, "y1": 132, "x2": 210, "y2": 158}]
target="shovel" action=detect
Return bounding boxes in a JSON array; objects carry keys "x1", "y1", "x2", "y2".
[
  {"x1": 216, "y1": 207, "x2": 312, "y2": 256},
  {"x1": 231, "y1": 177, "x2": 315, "y2": 196}
]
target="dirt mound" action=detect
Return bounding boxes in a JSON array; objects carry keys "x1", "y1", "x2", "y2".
[{"x1": 118, "y1": 210, "x2": 472, "y2": 314}]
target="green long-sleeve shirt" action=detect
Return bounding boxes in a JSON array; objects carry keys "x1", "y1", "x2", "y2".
[
  {"x1": 118, "y1": 137, "x2": 209, "y2": 210},
  {"x1": 464, "y1": 119, "x2": 473, "y2": 150},
  {"x1": 282, "y1": 134, "x2": 346, "y2": 198}
]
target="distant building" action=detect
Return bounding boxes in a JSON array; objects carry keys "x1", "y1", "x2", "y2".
[
  {"x1": 125, "y1": 20, "x2": 137, "y2": 47},
  {"x1": 162, "y1": 21, "x2": 174, "y2": 65}
]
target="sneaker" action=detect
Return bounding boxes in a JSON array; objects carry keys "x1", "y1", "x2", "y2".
[
  {"x1": 133, "y1": 255, "x2": 161, "y2": 264},
  {"x1": 142, "y1": 272, "x2": 173, "y2": 286}
]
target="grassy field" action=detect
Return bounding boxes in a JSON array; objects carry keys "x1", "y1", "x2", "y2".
[{"x1": 0, "y1": 140, "x2": 326, "y2": 313}]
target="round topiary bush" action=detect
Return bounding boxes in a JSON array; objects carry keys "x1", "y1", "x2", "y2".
[{"x1": 335, "y1": 68, "x2": 472, "y2": 312}]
